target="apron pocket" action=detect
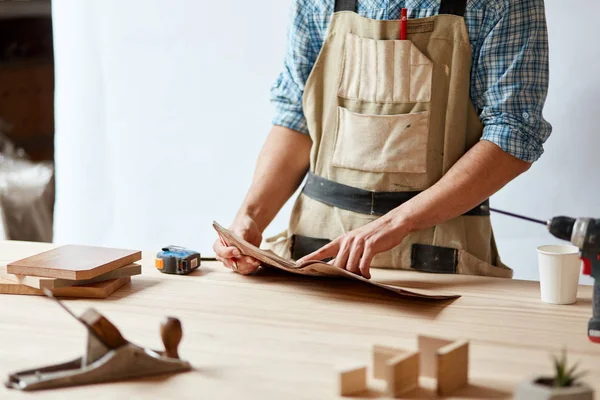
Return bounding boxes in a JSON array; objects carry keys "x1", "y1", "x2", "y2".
[
  {"x1": 338, "y1": 33, "x2": 433, "y2": 104},
  {"x1": 332, "y1": 107, "x2": 429, "y2": 174}
]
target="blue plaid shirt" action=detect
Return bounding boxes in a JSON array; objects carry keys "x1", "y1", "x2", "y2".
[{"x1": 270, "y1": 0, "x2": 552, "y2": 162}]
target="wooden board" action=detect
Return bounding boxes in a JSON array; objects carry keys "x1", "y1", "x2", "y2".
[
  {"x1": 7, "y1": 245, "x2": 141, "y2": 280},
  {"x1": 417, "y1": 335, "x2": 453, "y2": 378},
  {"x1": 337, "y1": 365, "x2": 367, "y2": 396},
  {"x1": 0, "y1": 276, "x2": 130, "y2": 298},
  {"x1": 213, "y1": 222, "x2": 459, "y2": 300},
  {"x1": 0, "y1": 263, "x2": 141, "y2": 290},
  {"x1": 372, "y1": 344, "x2": 404, "y2": 379},
  {"x1": 437, "y1": 340, "x2": 469, "y2": 396},
  {"x1": 384, "y1": 351, "x2": 420, "y2": 397}
]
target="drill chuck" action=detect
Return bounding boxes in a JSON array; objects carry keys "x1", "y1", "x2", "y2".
[{"x1": 547, "y1": 216, "x2": 576, "y2": 242}]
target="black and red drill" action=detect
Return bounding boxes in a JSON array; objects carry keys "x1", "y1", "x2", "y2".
[{"x1": 490, "y1": 208, "x2": 600, "y2": 344}]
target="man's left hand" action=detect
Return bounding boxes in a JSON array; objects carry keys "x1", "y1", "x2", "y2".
[{"x1": 297, "y1": 214, "x2": 412, "y2": 279}]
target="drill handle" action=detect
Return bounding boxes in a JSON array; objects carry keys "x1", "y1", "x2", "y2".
[
  {"x1": 581, "y1": 251, "x2": 600, "y2": 278},
  {"x1": 593, "y1": 280, "x2": 600, "y2": 319}
]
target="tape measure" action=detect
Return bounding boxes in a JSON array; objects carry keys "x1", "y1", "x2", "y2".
[{"x1": 155, "y1": 246, "x2": 201, "y2": 275}]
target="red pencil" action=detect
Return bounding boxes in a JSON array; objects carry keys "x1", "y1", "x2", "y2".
[
  {"x1": 218, "y1": 233, "x2": 239, "y2": 271},
  {"x1": 400, "y1": 8, "x2": 408, "y2": 40}
]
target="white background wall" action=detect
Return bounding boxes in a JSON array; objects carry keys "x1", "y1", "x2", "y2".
[{"x1": 52, "y1": 0, "x2": 599, "y2": 284}]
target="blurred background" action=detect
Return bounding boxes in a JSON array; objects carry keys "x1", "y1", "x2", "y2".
[
  {"x1": 0, "y1": 0, "x2": 54, "y2": 243},
  {"x1": 2, "y1": 0, "x2": 599, "y2": 283}
]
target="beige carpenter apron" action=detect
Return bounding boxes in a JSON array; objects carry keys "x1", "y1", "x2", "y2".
[{"x1": 265, "y1": 0, "x2": 513, "y2": 278}]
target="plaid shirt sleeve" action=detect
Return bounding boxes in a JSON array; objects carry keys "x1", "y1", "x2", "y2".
[
  {"x1": 269, "y1": 1, "x2": 316, "y2": 135},
  {"x1": 474, "y1": 0, "x2": 552, "y2": 163}
]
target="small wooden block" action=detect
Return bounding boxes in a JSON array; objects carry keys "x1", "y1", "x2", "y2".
[
  {"x1": 338, "y1": 365, "x2": 367, "y2": 396},
  {"x1": 417, "y1": 335, "x2": 453, "y2": 378},
  {"x1": 436, "y1": 340, "x2": 469, "y2": 396},
  {"x1": 0, "y1": 263, "x2": 141, "y2": 290},
  {"x1": 7, "y1": 245, "x2": 141, "y2": 280},
  {"x1": 384, "y1": 351, "x2": 420, "y2": 397},
  {"x1": 0, "y1": 276, "x2": 130, "y2": 298},
  {"x1": 372, "y1": 344, "x2": 405, "y2": 379}
]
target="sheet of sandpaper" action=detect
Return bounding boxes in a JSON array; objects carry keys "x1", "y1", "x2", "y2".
[{"x1": 213, "y1": 222, "x2": 459, "y2": 300}]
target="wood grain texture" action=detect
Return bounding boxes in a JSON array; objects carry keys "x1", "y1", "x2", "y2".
[
  {"x1": 0, "y1": 240, "x2": 599, "y2": 399},
  {"x1": 7, "y1": 245, "x2": 141, "y2": 280},
  {"x1": 338, "y1": 365, "x2": 367, "y2": 396},
  {"x1": 214, "y1": 222, "x2": 459, "y2": 300},
  {"x1": 436, "y1": 340, "x2": 469, "y2": 396},
  {"x1": 0, "y1": 263, "x2": 141, "y2": 289},
  {"x1": 384, "y1": 351, "x2": 420, "y2": 397},
  {"x1": 0, "y1": 276, "x2": 130, "y2": 298}
]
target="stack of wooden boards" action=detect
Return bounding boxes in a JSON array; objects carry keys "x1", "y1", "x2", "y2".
[{"x1": 0, "y1": 245, "x2": 142, "y2": 298}]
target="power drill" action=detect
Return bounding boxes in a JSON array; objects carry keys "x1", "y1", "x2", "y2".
[{"x1": 490, "y1": 208, "x2": 600, "y2": 343}]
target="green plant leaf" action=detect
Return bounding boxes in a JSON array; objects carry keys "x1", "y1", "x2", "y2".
[
  {"x1": 567, "y1": 362, "x2": 580, "y2": 378},
  {"x1": 549, "y1": 348, "x2": 587, "y2": 387}
]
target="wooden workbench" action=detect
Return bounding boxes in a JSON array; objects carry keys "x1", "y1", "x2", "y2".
[{"x1": 0, "y1": 240, "x2": 598, "y2": 399}]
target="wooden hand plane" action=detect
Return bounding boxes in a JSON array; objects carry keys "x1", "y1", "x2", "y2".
[{"x1": 5, "y1": 290, "x2": 191, "y2": 391}]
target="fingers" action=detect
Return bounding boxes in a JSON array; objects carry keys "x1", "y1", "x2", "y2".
[
  {"x1": 228, "y1": 255, "x2": 260, "y2": 275},
  {"x1": 215, "y1": 254, "x2": 234, "y2": 269},
  {"x1": 334, "y1": 240, "x2": 352, "y2": 273},
  {"x1": 298, "y1": 241, "x2": 340, "y2": 264},
  {"x1": 213, "y1": 240, "x2": 260, "y2": 274},
  {"x1": 345, "y1": 239, "x2": 363, "y2": 276},
  {"x1": 358, "y1": 246, "x2": 373, "y2": 280},
  {"x1": 213, "y1": 240, "x2": 241, "y2": 259}
]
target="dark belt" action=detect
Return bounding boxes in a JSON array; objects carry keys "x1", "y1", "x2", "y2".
[
  {"x1": 302, "y1": 172, "x2": 489, "y2": 217},
  {"x1": 293, "y1": 173, "x2": 490, "y2": 274}
]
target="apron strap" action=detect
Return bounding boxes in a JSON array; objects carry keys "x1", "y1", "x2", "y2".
[
  {"x1": 439, "y1": 0, "x2": 468, "y2": 17},
  {"x1": 302, "y1": 172, "x2": 490, "y2": 217},
  {"x1": 334, "y1": 0, "x2": 357, "y2": 12}
]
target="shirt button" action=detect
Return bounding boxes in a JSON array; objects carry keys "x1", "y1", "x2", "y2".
[{"x1": 522, "y1": 111, "x2": 530, "y2": 120}]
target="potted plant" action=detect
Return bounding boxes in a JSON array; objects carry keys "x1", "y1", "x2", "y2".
[{"x1": 515, "y1": 348, "x2": 593, "y2": 400}]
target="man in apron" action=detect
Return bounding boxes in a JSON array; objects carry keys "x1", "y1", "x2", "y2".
[{"x1": 214, "y1": 0, "x2": 551, "y2": 279}]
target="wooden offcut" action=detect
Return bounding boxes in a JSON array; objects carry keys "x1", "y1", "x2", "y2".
[
  {"x1": 384, "y1": 351, "x2": 420, "y2": 397},
  {"x1": 7, "y1": 245, "x2": 141, "y2": 280},
  {"x1": 436, "y1": 340, "x2": 469, "y2": 396},
  {"x1": 417, "y1": 335, "x2": 453, "y2": 378},
  {"x1": 0, "y1": 263, "x2": 141, "y2": 290},
  {"x1": 0, "y1": 276, "x2": 130, "y2": 298},
  {"x1": 372, "y1": 344, "x2": 404, "y2": 379},
  {"x1": 338, "y1": 365, "x2": 367, "y2": 396},
  {"x1": 418, "y1": 335, "x2": 470, "y2": 396}
]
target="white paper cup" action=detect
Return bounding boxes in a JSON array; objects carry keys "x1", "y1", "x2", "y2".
[{"x1": 537, "y1": 245, "x2": 581, "y2": 305}]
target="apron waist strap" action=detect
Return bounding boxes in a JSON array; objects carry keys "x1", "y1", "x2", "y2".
[{"x1": 302, "y1": 172, "x2": 490, "y2": 217}]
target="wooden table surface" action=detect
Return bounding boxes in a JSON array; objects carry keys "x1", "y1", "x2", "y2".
[{"x1": 0, "y1": 240, "x2": 598, "y2": 399}]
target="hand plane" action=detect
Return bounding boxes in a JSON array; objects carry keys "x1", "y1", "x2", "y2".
[{"x1": 5, "y1": 290, "x2": 192, "y2": 391}]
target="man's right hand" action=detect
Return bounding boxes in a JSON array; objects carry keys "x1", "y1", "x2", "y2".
[{"x1": 213, "y1": 215, "x2": 262, "y2": 275}]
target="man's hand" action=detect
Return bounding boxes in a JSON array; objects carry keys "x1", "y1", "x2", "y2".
[
  {"x1": 213, "y1": 215, "x2": 262, "y2": 275},
  {"x1": 298, "y1": 215, "x2": 412, "y2": 279}
]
